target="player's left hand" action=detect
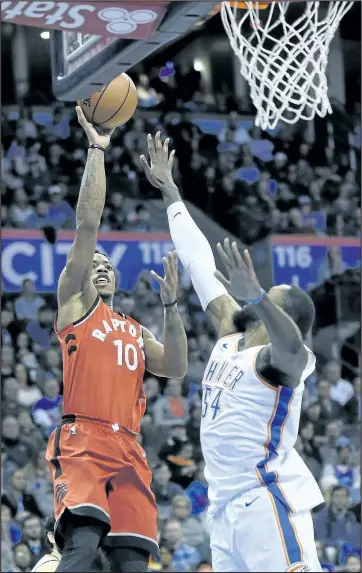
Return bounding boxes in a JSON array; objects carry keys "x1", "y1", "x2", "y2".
[
  {"x1": 215, "y1": 238, "x2": 262, "y2": 302},
  {"x1": 151, "y1": 250, "x2": 179, "y2": 306}
]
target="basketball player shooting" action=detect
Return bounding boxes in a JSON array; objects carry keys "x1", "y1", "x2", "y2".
[
  {"x1": 141, "y1": 133, "x2": 324, "y2": 573},
  {"x1": 46, "y1": 110, "x2": 187, "y2": 573}
]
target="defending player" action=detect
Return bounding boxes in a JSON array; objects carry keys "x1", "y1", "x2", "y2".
[
  {"x1": 140, "y1": 133, "x2": 324, "y2": 573},
  {"x1": 46, "y1": 111, "x2": 188, "y2": 573}
]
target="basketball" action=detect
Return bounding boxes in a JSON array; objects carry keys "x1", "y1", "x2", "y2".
[{"x1": 80, "y1": 73, "x2": 137, "y2": 130}]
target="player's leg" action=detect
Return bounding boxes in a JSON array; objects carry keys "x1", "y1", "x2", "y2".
[
  {"x1": 208, "y1": 508, "x2": 246, "y2": 572},
  {"x1": 103, "y1": 441, "x2": 158, "y2": 571},
  {"x1": 56, "y1": 513, "x2": 107, "y2": 572},
  {"x1": 46, "y1": 423, "x2": 112, "y2": 571},
  {"x1": 230, "y1": 488, "x2": 321, "y2": 572},
  {"x1": 289, "y1": 510, "x2": 323, "y2": 573},
  {"x1": 103, "y1": 547, "x2": 150, "y2": 573}
]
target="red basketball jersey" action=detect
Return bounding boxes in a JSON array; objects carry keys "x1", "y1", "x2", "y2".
[{"x1": 56, "y1": 295, "x2": 146, "y2": 432}]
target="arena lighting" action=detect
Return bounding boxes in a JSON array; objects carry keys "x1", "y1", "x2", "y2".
[{"x1": 40, "y1": 31, "x2": 50, "y2": 39}]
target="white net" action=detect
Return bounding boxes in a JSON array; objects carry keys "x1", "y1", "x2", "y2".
[{"x1": 221, "y1": 1, "x2": 354, "y2": 130}]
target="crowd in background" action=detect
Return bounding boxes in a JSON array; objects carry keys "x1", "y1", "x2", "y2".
[
  {"x1": 1, "y1": 88, "x2": 361, "y2": 571},
  {"x1": 2, "y1": 100, "x2": 361, "y2": 245}
]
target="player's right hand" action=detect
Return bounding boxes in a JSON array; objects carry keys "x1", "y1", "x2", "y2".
[
  {"x1": 140, "y1": 131, "x2": 176, "y2": 191},
  {"x1": 75, "y1": 106, "x2": 115, "y2": 149}
]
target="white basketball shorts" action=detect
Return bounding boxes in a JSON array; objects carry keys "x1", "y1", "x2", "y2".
[{"x1": 208, "y1": 487, "x2": 322, "y2": 572}]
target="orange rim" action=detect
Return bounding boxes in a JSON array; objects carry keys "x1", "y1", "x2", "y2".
[
  {"x1": 230, "y1": 2, "x2": 269, "y2": 8},
  {"x1": 209, "y1": 2, "x2": 269, "y2": 18}
]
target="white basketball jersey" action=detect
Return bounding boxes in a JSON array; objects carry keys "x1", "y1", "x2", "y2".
[{"x1": 200, "y1": 334, "x2": 324, "y2": 515}]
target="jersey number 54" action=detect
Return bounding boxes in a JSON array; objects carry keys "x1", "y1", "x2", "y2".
[{"x1": 202, "y1": 386, "x2": 223, "y2": 421}]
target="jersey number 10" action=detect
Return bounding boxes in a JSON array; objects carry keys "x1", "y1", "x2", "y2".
[
  {"x1": 113, "y1": 340, "x2": 138, "y2": 371},
  {"x1": 202, "y1": 386, "x2": 222, "y2": 421}
]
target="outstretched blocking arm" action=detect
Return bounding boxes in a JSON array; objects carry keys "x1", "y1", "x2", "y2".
[
  {"x1": 57, "y1": 107, "x2": 114, "y2": 330},
  {"x1": 140, "y1": 132, "x2": 240, "y2": 338},
  {"x1": 216, "y1": 240, "x2": 309, "y2": 385},
  {"x1": 143, "y1": 251, "x2": 188, "y2": 379}
]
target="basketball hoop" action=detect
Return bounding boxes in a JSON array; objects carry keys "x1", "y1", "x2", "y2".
[{"x1": 221, "y1": 1, "x2": 354, "y2": 130}]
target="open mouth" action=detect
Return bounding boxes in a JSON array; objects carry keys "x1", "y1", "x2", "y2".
[{"x1": 95, "y1": 275, "x2": 110, "y2": 286}]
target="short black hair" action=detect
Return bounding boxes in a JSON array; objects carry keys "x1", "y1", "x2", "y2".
[
  {"x1": 280, "y1": 285, "x2": 315, "y2": 337},
  {"x1": 94, "y1": 249, "x2": 111, "y2": 262}
]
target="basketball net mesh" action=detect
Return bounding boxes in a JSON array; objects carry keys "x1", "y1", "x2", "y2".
[{"x1": 221, "y1": 1, "x2": 354, "y2": 130}]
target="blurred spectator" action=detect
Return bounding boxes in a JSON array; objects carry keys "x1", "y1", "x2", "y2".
[
  {"x1": 21, "y1": 514, "x2": 47, "y2": 565},
  {"x1": 314, "y1": 486, "x2": 360, "y2": 546},
  {"x1": 126, "y1": 203, "x2": 151, "y2": 231},
  {"x1": 25, "y1": 448, "x2": 54, "y2": 518},
  {"x1": 320, "y1": 438, "x2": 360, "y2": 503},
  {"x1": 2, "y1": 417, "x2": 33, "y2": 476},
  {"x1": 154, "y1": 379, "x2": 190, "y2": 428},
  {"x1": 2, "y1": 345, "x2": 16, "y2": 379},
  {"x1": 38, "y1": 347, "x2": 62, "y2": 382},
  {"x1": 186, "y1": 406, "x2": 202, "y2": 461},
  {"x1": 160, "y1": 437, "x2": 197, "y2": 489},
  {"x1": 316, "y1": 378, "x2": 344, "y2": 422},
  {"x1": 2, "y1": 503, "x2": 22, "y2": 552},
  {"x1": 16, "y1": 364, "x2": 42, "y2": 408},
  {"x1": 2, "y1": 378, "x2": 21, "y2": 418},
  {"x1": 196, "y1": 563, "x2": 213, "y2": 572},
  {"x1": 32, "y1": 378, "x2": 62, "y2": 438},
  {"x1": 315, "y1": 540, "x2": 335, "y2": 571},
  {"x1": 18, "y1": 411, "x2": 46, "y2": 462},
  {"x1": 9, "y1": 188, "x2": 35, "y2": 227},
  {"x1": 344, "y1": 377, "x2": 361, "y2": 423},
  {"x1": 1, "y1": 469, "x2": 42, "y2": 519},
  {"x1": 144, "y1": 377, "x2": 161, "y2": 417},
  {"x1": 161, "y1": 518, "x2": 201, "y2": 572},
  {"x1": 323, "y1": 361, "x2": 354, "y2": 406},
  {"x1": 12, "y1": 542, "x2": 33, "y2": 572},
  {"x1": 14, "y1": 279, "x2": 45, "y2": 321},
  {"x1": 152, "y1": 462, "x2": 185, "y2": 520},
  {"x1": 2, "y1": 309, "x2": 22, "y2": 347},
  {"x1": 170, "y1": 495, "x2": 208, "y2": 550},
  {"x1": 185, "y1": 340, "x2": 205, "y2": 388},
  {"x1": 27, "y1": 306, "x2": 55, "y2": 352},
  {"x1": 297, "y1": 420, "x2": 323, "y2": 480},
  {"x1": 342, "y1": 554, "x2": 361, "y2": 572}
]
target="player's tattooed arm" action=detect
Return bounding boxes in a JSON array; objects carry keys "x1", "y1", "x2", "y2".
[
  {"x1": 142, "y1": 251, "x2": 188, "y2": 379},
  {"x1": 216, "y1": 239, "x2": 308, "y2": 385},
  {"x1": 57, "y1": 107, "x2": 114, "y2": 329}
]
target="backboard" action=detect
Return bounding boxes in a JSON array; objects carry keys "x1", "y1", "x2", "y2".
[{"x1": 50, "y1": 1, "x2": 219, "y2": 101}]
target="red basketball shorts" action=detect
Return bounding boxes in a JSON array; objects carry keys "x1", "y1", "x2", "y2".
[{"x1": 46, "y1": 415, "x2": 158, "y2": 555}]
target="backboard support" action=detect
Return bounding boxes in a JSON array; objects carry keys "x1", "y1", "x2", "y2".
[{"x1": 50, "y1": 1, "x2": 219, "y2": 101}]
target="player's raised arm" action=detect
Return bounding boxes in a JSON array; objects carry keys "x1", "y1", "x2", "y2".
[
  {"x1": 57, "y1": 107, "x2": 114, "y2": 330},
  {"x1": 215, "y1": 239, "x2": 309, "y2": 386},
  {"x1": 140, "y1": 132, "x2": 240, "y2": 339},
  {"x1": 142, "y1": 251, "x2": 188, "y2": 379}
]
